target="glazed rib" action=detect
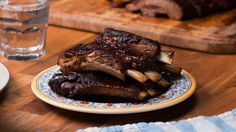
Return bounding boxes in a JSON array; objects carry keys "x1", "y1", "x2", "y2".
[
  {"x1": 48, "y1": 72, "x2": 149, "y2": 100},
  {"x1": 58, "y1": 28, "x2": 163, "y2": 81}
]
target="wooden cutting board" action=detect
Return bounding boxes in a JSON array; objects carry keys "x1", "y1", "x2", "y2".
[{"x1": 49, "y1": 0, "x2": 236, "y2": 53}]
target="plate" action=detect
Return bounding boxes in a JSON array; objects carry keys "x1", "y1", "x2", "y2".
[
  {"x1": 0, "y1": 63, "x2": 9, "y2": 92},
  {"x1": 32, "y1": 65, "x2": 196, "y2": 114}
]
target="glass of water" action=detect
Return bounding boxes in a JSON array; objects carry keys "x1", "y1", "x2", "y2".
[{"x1": 0, "y1": 0, "x2": 50, "y2": 60}]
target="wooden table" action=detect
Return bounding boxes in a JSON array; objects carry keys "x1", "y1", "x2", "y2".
[{"x1": 0, "y1": 26, "x2": 236, "y2": 131}]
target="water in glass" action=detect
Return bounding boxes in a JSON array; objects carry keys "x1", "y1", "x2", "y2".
[{"x1": 0, "y1": 0, "x2": 50, "y2": 60}]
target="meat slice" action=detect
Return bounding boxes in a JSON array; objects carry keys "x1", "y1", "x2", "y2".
[
  {"x1": 126, "y1": 0, "x2": 186, "y2": 19},
  {"x1": 48, "y1": 72, "x2": 149, "y2": 101},
  {"x1": 58, "y1": 28, "x2": 162, "y2": 81},
  {"x1": 122, "y1": 0, "x2": 236, "y2": 20},
  {"x1": 109, "y1": 0, "x2": 133, "y2": 7},
  {"x1": 58, "y1": 45, "x2": 125, "y2": 80}
]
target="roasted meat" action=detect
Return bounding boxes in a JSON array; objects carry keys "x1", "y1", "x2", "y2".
[
  {"x1": 52, "y1": 28, "x2": 182, "y2": 101},
  {"x1": 58, "y1": 28, "x2": 179, "y2": 82},
  {"x1": 109, "y1": 0, "x2": 133, "y2": 7},
  {"x1": 110, "y1": 0, "x2": 236, "y2": 20},
  {"x1": 48, "y1": 72, "x2": 149, "y2": 101}
]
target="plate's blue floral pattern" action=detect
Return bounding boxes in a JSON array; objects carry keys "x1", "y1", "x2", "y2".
[{"x1": 37, "y1": 66, "x2": 192, "y2": 108}]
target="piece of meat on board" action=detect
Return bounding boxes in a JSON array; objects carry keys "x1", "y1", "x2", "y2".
[
  {"x1": 109, "y1": 0, "x2": 133, "y2": 7},
  {"x1": 111, "y1": 0, "x2": 236, "y2": 20}
]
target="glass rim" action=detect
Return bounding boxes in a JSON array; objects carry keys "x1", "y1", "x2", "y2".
[{"x1": 0, "y1": 0, "x2": 50, "y2": 11}]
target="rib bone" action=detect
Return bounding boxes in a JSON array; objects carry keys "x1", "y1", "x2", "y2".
[
  {"x1": 126, "y1": 69, "x2": 171, "y2": 88},
  {"x1": 144, "y1": 71, "x2": 162, "y2": 82},
  {"x1": 147, "y1": 88, "x2": 158, "y2": 97},
  {"x1": 158, "y1": 79, "x2": 171, "y2": 88},
  {"x1": 126, "y1": 69, "x2": 148, "y2": 83},
  {"x1": 138, "y1": 91, "x2": 149, "y2": 100},
  {"x1": 159, "y1": 51, "x2": 174, "y2": 64},
  {"x1": 59, "y1": 51, "x2": 126, "y2": 81},
  {"x1": 162, "y1": 63, "x2": 182, "y2": 75},
  {"x1": 80, "y1": 62, "x2": 125, "y2": 81}
]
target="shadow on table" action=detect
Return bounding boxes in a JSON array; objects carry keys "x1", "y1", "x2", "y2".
[
  {"x1": 113, "y1": 94, "x2": 197, "y2": 124},
  {"x1": 52, "y1": 93, "x2": 197, "y2": 128},
  {"x1": 0, "y1": 83, "x2": 10, "y2": 104}
]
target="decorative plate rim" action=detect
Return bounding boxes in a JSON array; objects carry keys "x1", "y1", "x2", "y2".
[{"x1": 31, "y1": 65, "x2": 196, "y2": 114}]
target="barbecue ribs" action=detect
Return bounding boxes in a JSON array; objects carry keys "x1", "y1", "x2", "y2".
[
  {"x1": 49, "y1": 72, "x2": 150, "y2": 100},
  {"x1": 50, "y1": 28, "x2": 182, "y2": 101},
  {"x1": 58, "y1": 28, "x2": 180, "y2": 81}
]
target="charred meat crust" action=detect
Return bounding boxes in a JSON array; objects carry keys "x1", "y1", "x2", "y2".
[
  {"x1": 95, "y1": 28, "x2": 161, "y2": 70},
  {"x1": 50, "y1": 28, "x2": 183, "y2": 101},
  {"x1": 48, "y1": 72, "x2": 149, "y2": 100},
  {"x1": 58, "y1": 28, "x2": 161, "y2": 80}
]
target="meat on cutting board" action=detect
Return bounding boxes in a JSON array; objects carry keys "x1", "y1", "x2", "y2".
[{"x1": 110, "y1": 0, "x2": 236, "y2": 20}]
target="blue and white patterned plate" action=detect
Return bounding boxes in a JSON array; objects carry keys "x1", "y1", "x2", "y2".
[{"x1": 32, "y1": 65, "x2": 196, "y2": 114}]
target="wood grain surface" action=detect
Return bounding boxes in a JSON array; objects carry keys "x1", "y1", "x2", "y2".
[
  {"x1": 0, "y1": 26, "x2": 236, "y2": 131},
  {"x1": 49, "y1": 0, "x2": 236, "y2": 53}
]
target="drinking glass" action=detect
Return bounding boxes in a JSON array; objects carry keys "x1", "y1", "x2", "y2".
[{"x1": 0, "y1": 0, "x2": 50, "y2": 60}]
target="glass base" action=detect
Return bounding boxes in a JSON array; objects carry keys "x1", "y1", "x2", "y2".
[{"x1": 3, "y1": 51, "x2": 45, "y2": 60}]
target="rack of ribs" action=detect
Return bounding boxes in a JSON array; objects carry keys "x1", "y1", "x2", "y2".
[
  {"x1": 109, "y1": 0, "x2": 236, "y2": 20},
  {"x1": 49, "y1": 28, "x2": 182, "y2": 101},
  {"x1": 49, "y1": 72, "x2": 150, "y2": 100}
]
